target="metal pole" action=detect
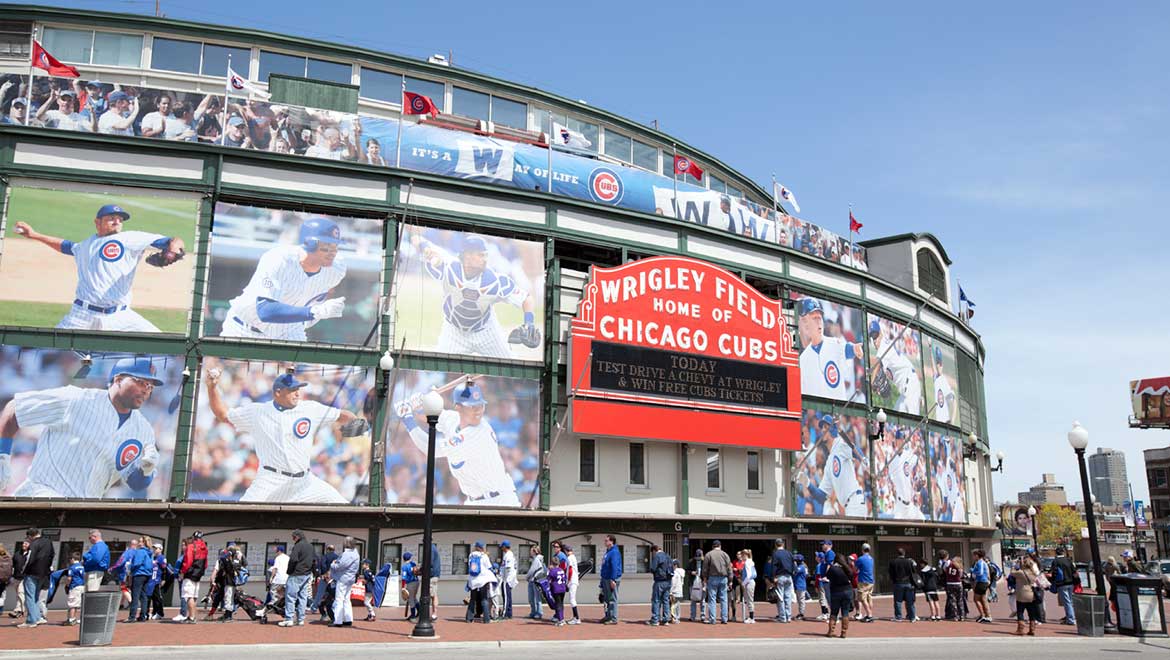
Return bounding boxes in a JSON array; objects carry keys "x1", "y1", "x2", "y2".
[
  {"x1": 395, "y1": 78, "x2": 405, "y2": 169},
  {"x1": 1031, "y1": 514, "x2": 1039, "y2": 555},
  {"x1": 1077, "y1": 447, "x2": 1115, "y2": 631},
  {"x1": 411, "y1": 413, "x2": 439, "y2": 638}
]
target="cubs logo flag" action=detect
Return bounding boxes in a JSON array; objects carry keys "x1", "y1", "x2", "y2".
[
  {"x1": 774, "y1": 182, "x2": 800, "y2": 213},
  {"x1": 552, "y1": 121, "x2": 591, "y2": 149},
  {"x1": 31, "y1": 40, "x2": 80, "y2": 78},
  {"x1": 403, "y1": 91, "x2": 440, "y2": 116},
  {"x1": 226, "y1": 65, "x2": 268, "y2": 98},
  {"x1": 673, "y1": 155, "x2": 704, "y2": 181},
  {"x1": 849, "y1": 210, "x2": 863, "y2": 233}
]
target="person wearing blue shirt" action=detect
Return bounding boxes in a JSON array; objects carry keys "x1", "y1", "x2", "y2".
[
  {"x1": 310, "y1": 544, "x2": 338, "y2": 618},
  {"x1": 63, "y1": 552, "x2": 85, "y2": 626},
  {"x1": 599, "y1": 535, "x2": 622, "y2": 624},
  {"x1": 146, "y1": 543, "x2": 168, "y2": 620},
  {"x1": 970, "y1": 549, "x2": 993, "y2": 624},
  {"x1": 793, "y1": 554, "x2": 809, "y2": 620},
  {"x1": 855, "y1": 544, "x2": 875, "y2": 623},
  {"x1": 82, "y1": 529, "x2": 110, "y2": 592},
  {"x1": 770, "y1": 538, "x2": 796, "y2": 622},
  {"x1": 401, "y1": 551, "x2": 419, "y2": 621},
  {"x1": 126, "y1": 539, "x2": 154, "y2": 623}
]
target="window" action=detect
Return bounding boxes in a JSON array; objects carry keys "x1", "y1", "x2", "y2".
[
  {"x1": 42, "y1": 27, "x2": 142, "y2": 67},
  {"x1": 452, "y1": 86, "x2": 490, "y2": 122},
  {"x1": 543, "y1": 112, "x2": 598, "y2": 152},
  {"x1": 518, "y1": 544, "x2": 533, "y2": 573},
  {"x1": 747, "y1": 450, "x2": 761, "y2": 491},
  {"x1": 709, "y1": 175, "x2": 727, "y2": 193},
  {"x1": 579, "y1": 544, "x2": 596, "y2": 573},
  {"x1": 0, "y1": 21, "x2": 33, "y2": 61},
  {"x1": 202, "y1": 44, "x2": 250, "y2": 77},
  {"x1": 150, "y1": 37, "x2": 201, "y2": 74},
  {"x1": 579, "y1": 438, "x2": 597, "y2": 484},
  {"x1": 604, "y1": 130, "x2": 632, "y2": 162},
  {"x1": 487, "y1": 543, "x2": 501, "y2": 565},
  {"x1": 406, "y1": 76, "x2": 445, "y2": 111},
  {"x1": 706, "y1": 448, "x2": 721, "y2": 490},
  {"x1": 629, "y1": 442, "x2": 646, "y2": 486},
  {"x1": 636, "y1": 545, "x2": 651, "y2": 573},
  {"x1": 1150, "y1": 468, "x2": 1168, "y2": 489},
  {"x1": 307, "y1": 57, "x2": 350, "y2": 84},
  {"x1": 727, "y1": 184, "x2": 743, "y2": 198},
  {"x1": 633, "y1": 140, "x2": 658, "y2": 172},
  {"x1": 491, "y1": 96, "x2": 527, "y2": 129},
  {"x1": 916, "y1": 247, "x2": 948, "y2": 302},
  {"x1": 452, "y1": 543, "x2": 470, "y2": 575},
  {"x1": 360, "y1": 67, "x2": 402, "y2": 103},
  {"x1": 380, "y1": 542, "x2": 402, "y2": 569},
  {"x1": 259, "y1": 50, "x2": 304, "y2": 81}
]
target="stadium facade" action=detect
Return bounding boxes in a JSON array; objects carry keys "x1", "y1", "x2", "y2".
[{"x1": 0, "y1": 5, "x2": 996, "y2": 604}]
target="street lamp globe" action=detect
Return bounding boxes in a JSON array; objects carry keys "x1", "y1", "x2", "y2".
[
  {"x1": 1027, "y1": 505, "x2": 1037, "y2": 517},
  {"x1": 996, "y1": 450, "x2": 1005, "y2": 461},
  {"x1": 1067, "y1": 421, "x2": 1089, "y2": 450},
  {"x1": 378, "y1": 350, "x2": 395, "y2": 371},
  {"x1": 422, "y1": 389, "x2": 445, "y2": 417},
  {"x1": 875, "y1": 409, "x2": 887, "y2": 424}
]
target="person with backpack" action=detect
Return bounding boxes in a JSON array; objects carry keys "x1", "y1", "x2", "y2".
[
  {"x1": 920, "y1": 557, "x2": 941, "y2": 621},
  {"x1": 889, "y1": 547, "x2": 917, "y2": 622},
  {"x1": 1049, "y1": 546, "x2": 1076, "y2": 625},
  {"x1": 464, "y1": 541, "x2": 496, "y2": 623},
  {"x1": 970, "y1": 549, "x2": 993, "y2": 623},
  {"x1": 988, "y1": 558, "x2": 1002, "y2": 603},
  {"x1": 216, "y1": 544, "x2": 247, "y2": 622},
  {"x1": 178, "y1": 531, "x2": 208, "y2": 624},
  {"x1": 647, "y1": 543, "x2": 673, "y2": 626}
]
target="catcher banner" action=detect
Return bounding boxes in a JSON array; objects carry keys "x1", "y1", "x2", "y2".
[
  {"x1": 569, "y1": 256, "x2": 802, "y2": 449},
  {"x1": 0, "y1": 344, "x2": 183, "y2": 500},
  {"x1": 0, "y1": 182, "x2": 199, "y2": 335},
  {"x1": 392, "y1": 227, "x2": 546, "y2": 361},
  {"x1": 928, "y1": 430, "x2": 967, "y2": 524}
]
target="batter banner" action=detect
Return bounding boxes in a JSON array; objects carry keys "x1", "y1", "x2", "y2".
[
  {"x1": 928, "y1": 430, "x2": 967, "y2": 524},
  {"x1": 0, "y1": 182, "x2": 198, "y2": 334},
  {"x1": 189, "y1": 357, "x2": 375, "y2": 504},
  {"x1": 790, "y1": 291, "x2": 867, "y2": 405},
  {"x1": 873, "y1": 423, "x2": 930, "y2": 521},
  {"x1": 0, "y1": 345, "x2": 183, "y2": 500},
  {"x1": 569, "y1": 255, "x2": 802, "y2": 449},
  {"x1": 1001, "y1": 503, "x2": 1034, "y2": 537},
  {"x1": 793, "y1": 409, "x2": 871, "y2": 519},
  {"x1": 202, "y1": 203, "x2": 384, "y2": 346},
  {"x1": 392, "y1": 226, "x2": 545, "y2": 361},
  {"x1": 866, "y1": 314, "x2": 925, "y2": 417},
  {"x1": 922, "y1": 335, "x2": 961, "y2": 427},
  {"x1": 384, "y1": 369, "x2": 540, "y2": 509}
]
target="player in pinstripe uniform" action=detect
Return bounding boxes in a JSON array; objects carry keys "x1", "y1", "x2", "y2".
[
  {"x1": 203, "y1": 368, "x2": 367, "y2": 503},
  {"x1": 219, "y1": 218, "x2": 348, "y2": 341},
  {"x1": 12, "y1": 205, "x2": 185, "y2": 332},
  {"x1": 801, "y1": 415, "x2": 867, "y2": 517},
  {"x1": 410, "y1": 232, "x2": 536, "y2": 358},
  {"x1": 0, "y1": 358, "x2": 164, "y2": 498}
]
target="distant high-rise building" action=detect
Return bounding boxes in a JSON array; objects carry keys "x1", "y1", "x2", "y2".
[
  {"x1": 1018, "y1": 473, "x2": 1068, "y2": 506},
  {"x1": 1087, "y1": 448, "x2": 1128, "y2": 506}
]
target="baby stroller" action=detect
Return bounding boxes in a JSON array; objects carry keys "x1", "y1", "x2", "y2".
[{"x1": 259, "y1": 590, "x2": 287, "y2": 624}]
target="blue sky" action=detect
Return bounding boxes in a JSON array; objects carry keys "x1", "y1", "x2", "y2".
[{"x1": 54, "y1": 0, "x2": 1168, "y2": 502}]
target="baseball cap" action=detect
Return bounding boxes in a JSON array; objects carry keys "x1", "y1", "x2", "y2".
[
  {"x1": 86, "y1": 80, "x2": 103, "y2": 88},
  {"x1": 276, "y1": 545, "x2": 285, "y2": 553},
  {"x1": 59, "y1": 89, "x2": 75, "y2": 98},
  {"x1": 1121, "y1": 550, "x2": 1133, "y2": 559},
  {"x1": 500, "y1": 540, "x2": 511, "y2": 548},
  {"x1": 822, "y1": 539, "x2": 833, "y2": 546},
  {"x1": 152, "y1": 542, "x2": 163, "y2": 550},
  {"x1": 12, "y1": 97, "x2": 27, "y2": 107},
  {"x1": 461, "y1": 234, "x2": 488, "y2": 253},
  {"x1": 868, "y1": 319, "x2": 882, "y2": 337},
  {"x1": 109, "y1": 357, "x2": 164, "y2": 385},
  {"x1": 227, "y1": 115, "x2": 245, "y2": 127},
  {"x1": 403, "y1": 551, "x2": 413, "y2": 560},
  {"x1": 562, "y1": 544, "x2": 572, "y2": 552},
  {"x1": 193, "y1": 531, "x2": 204, "y2": 539},
  {"x1": 798, "y1": 297, "x2": 823, "y2": 317},
  {"x1": 794, "y1": 553, "x2": 804, "y2": 562},
  {"x1": 862, "y1": 543, "x2": 871, "y2": 551},
  {"x1": 96, "y1": 204, "x2": 130, "y2": 221},
  {"x1": 107, "y1": 90, "x2": 129, "y2": 103},
  {"x1": 453, "y1": 384, "x2": 488, "y2": 407},
  {"x1": 895, "y1": 429, "x2": 905, "y2": 440},
  {"x1": 273, "y1": 373, "x2": 307, "y2": 391},
  {"x1": 933, "y1": 346, "x2": 944, "y2": 363},
  {"x1": 474, "y1": 540, "x2": 484, "y2": 549}
]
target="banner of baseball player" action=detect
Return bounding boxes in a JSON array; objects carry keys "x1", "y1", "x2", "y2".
[
  {"x1": 391, "y1": 227, "x2": 545, "y2": 361},
  {"x1": 384, "y1": 369, "x2": 541, "y2": 508},
  {"x1": 188, "y1": 357, "x2": 375, "y2": 504},
  {"x1": 0, "y1": 345, "x2": 182, "y2": 500},
  {"x1": 1130, "y1": 376, "x2": 1170, "y2": 425},
  {"x1": 0, "y1": 182, "x2": 198, "y2": 334},
  {"x1": 928, "y1": 430, "x2": 967, "y2": 523},
  {"x1": 790, "y1": 291, "x2": 867, "y2": 405},
  {"x1": 202, "y1": 203, "x2": 384, "y2": 346},
  {"x1": 3, "y1": 74, "x2": 867, "y2": 271},
  {"x1": 922, "y1": 335, "x2": 961, "y2": 427},
  {"x1": 873, "y1": 423, "x2": 931, "y2": 521},
  {"x1": 793, "y1": 409, "x2": 871, "y2": 518},
  {"x1": 1000, "y1": 503, "x2": 1035, "y2": 537},
  {"x1": 866, "y1": 314, "x2": 926, "y2": 417}
]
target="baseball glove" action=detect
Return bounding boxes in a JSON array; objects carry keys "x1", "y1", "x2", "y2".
[
  {"x1": 871, "y1": 367, "x2": 893, "y2": 399},
  {"x1": 340, "y1": 417, "x2": 371, "y2": 437},
  {"x1": 507, "y1": 323, "x2": 542, "y2": 349},
  {"x1": 145, "y1": 248, "x2": 185, "y2": 267}
]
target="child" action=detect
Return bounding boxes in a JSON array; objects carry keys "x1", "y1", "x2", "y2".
[
  {"x1": 490, "y1": 562, "x2": 504, "y2": 621},
  {"x1": 401, "y1": 552, "x2": 419, "y2": 620},
  {"x1": 669, "y1": 559, "x2": 684, "y2": 624},
  {"x1": 64, "y1": 552, "x2": 85, "y2": 626},
  {"x1": 921, "y1": 557, "x2": 941, "y2": 621},
  {"x1": 793, "y1": 554, "x2": 809, "y2": 620},
  {"x1": 360, "y1": 559, "x2": 377, "y2": 622},
  {"x1": 740, "y1": 549, "x2": 757, "y2": 624},
  {"x1": 548, "y1": 552, "x2": 568, "y2": 626}
]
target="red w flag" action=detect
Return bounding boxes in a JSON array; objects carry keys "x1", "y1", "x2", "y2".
[
  {"x1": 849, "y1": 210, "x2": 863, "y2": 233},
  {"x1": 31, "y1": 40, "x2": 80, "y2": 78},
  {"x1": 673, "y1": 155, "x2": 704, "y2": 181},
  {"x1": 402, "y1": 91, "x2": 440, "y2": 116}
]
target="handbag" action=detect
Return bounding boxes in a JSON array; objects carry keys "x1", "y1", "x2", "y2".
[
  {"x1": 690, "y1": 583, "x2": 704, "y2": 602},
  {"x1": 350, "y1": 580, "x2": 366, "y2": 602},
  {"x1": 911, "y1": 571, "x2": 925, "y2": 590},
  {"x1": 766, "y1": 585, "x2": 779, "y2": 603},
  {"x1": 961, "y1": 576, "x2": 974, "y2": 590}
]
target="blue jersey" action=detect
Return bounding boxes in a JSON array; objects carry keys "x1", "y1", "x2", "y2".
[
  {"x1": 402, "y1": 560, "x2": 418, "y2": 583},
  {"x1": 425, "y1": 259, "x2": 527, "y2": 333},
  {"x1": 794, "y1": 565, "x2": 808, "y2": 592},
  {"x1": 67, "y1": 563, "x2": 85, "y2": 590}
]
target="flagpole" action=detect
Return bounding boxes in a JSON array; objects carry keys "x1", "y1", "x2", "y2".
[
  {"x1": 546, "y1": 109, "x2": 553, "y2": 193},
  {"x1": 221, "y1": 54, "x2": 231, "y2": 147},
  {"x1": 395, "y1": 78, "x2": 405, "y2": 169},
  {"x1": 672, "y1": 144, "x2": 679, "y2": 219},
  {"x1": 771, "y1": 173, "x2": 781, "y2": 242},
  {"x1": 25, "y1": 32, "x2": 37, "y2": 127},
  {"x1": 848, "y1": 203, "x2": 855, "y2": 258}
]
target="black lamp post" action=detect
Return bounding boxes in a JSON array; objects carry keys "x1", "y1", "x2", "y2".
[
  {"x1": 412, "y1": 389, "x2": 445, "y2": 639},
  {"x1": 868, "y1": 408, "x2": 888, "y2": 441},
  {"x1": 1027, "y1": 505, "x2": 1039, "y2": 553},
  {"x1": 1068, "y1": 421, "x2": 1115, "y2": 632}
]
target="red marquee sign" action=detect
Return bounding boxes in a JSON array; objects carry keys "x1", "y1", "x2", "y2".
[{"x1": 569, "y1": 256, "x2": 802, "y2": 449}]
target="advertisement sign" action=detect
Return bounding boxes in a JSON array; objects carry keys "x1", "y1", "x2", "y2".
[
  {"x1": 0, "y1": 345, "x2": 182, "y2": 500},
  {"x1": 866, "y1": 314, "x2": 925, "y2": 416},
  {"x1": 392, "y1": 227, "x2": 545, "y2": 360},
  {"x1": 189, "y1": 357, "x2": 375, "y2": 504},
  {"x1": 1130, "y1": 377, "x2": 1170, "y2": 425},
  {"x1": 1123, "y1": 501, "x2": 1135, "y2": 528},
  {"x1": 1135, "y1": 500, "x2": 1147, "y2": 526},
  {"x1": 873, "y1": 423, "x2": 930, "y2": 520},
  {"x1": 568, "y1": 256, "x2": 801, "y2": 448},
  {"x1": 793, "y1": 410, "x2": 870, "y2": 518},
  {"x1": 923, "y1": 335, "x2": 961, "y2": 427},
  {"x1": 1001, "y1": 503, "x2": 1034, "y2": 537},
  {"x1": 384, "y1": 369, "x2": 540, "y2": 508},
  {"x1": 202, "y1": 203, "x2": 384, "y2": 346},
  {"x1": 928, "y1": 431, "x2": 966, "y2": 523},
  {"x1": 0, "y1": 182, "x2": 198, "y2": 334},
  {"x1": 790, "y1": 291, "x2": 866, "y2": 404}
]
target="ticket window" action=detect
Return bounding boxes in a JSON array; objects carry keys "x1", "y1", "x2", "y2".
[
  {"x1": 381, "y1": 543, "x2": 402, "y2": 572},
  {"x1": 58, "y1": 541, "x2": 83, "y2": 570}
]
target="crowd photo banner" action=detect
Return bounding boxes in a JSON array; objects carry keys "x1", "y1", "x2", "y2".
[
  {"x1": 0, "y1": 182, "x2": 198, "y2": 334},
  {"x1": 790, "y1": 291, "x2": 867, "y2": 405},
  {"x1": 923, "y1": 335, "x2": 961, "y2": 427},
  {"x1": 866, "y1": 313, "x2": 925, "y2": 417},
  {"x1": 202, "y1": 203, "x2": 384, "y2": 346},
  {"x1": 873, "y1": 422, "x2": 930, "y2": 521},
  {"x1": 793, "y1": 409, "x2": 871, "y2": 518},
  {"x1": 383, "y1": 369, "x2": 541, "y2": 508},
  {"x1": 392, "y1": 226, "x2": 546, "y2": 361},
  {"x1": 0, "y1": 345, "x2": 182, "y2": 500},
  {"x1": 928, "y1": 430, "x2": 967, "y2": 523},
  {"x1": 188, "y1": 357, "x2": 375, "y2": 504}
]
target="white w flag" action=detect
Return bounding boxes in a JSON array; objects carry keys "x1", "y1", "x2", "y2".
[{"x1": 774, "y1": 182, "x2": 800, "y2": 213}]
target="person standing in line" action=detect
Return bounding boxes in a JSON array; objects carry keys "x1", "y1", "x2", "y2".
[
  {"x1": 888, "y1": 547, "x2": 917, "y2": 622},
  {"x1": 669, "y1": 558, "x2": 685, "y2": 624},
  {"x1": 740, "y1": 549, "x2": 757, "y2": 624},
  {"x1": 599, "y1": 535, "x2": 622, "y2": 625},
  {"x1": 465, "y1": 541, "x2": 496, "y2": 623},
  {"x1": 18, "y1": 528, "x2": 53, "y2": 628},
  {"x1": 564, "y1": 544, "x2": 581, "y2": 625},
  {"x1": 549, "y1": 552, "x2": 568, "y2": 626},
  {"x1": 793, "y1": 554, "x2": 810, "y2": 620},
  {"x1": 499, "y1": 539, "x2": 517, "y2": 619},
  {"x1": 264, "y1": 545, "x2": 289, "y2": 622},
  {"x1": 62, "y1": 551, "x2": 85, "y2": 626},
  {"x1": 400, "y1": 551, "x2": 419, "y2": 620},
  {"x1": 146, "y1": 542, "x2": 168, "y2": 620},
  {"x1": 647, "y1": 543, "x2": 673, "y2": 626},
  {"x1": 177, "y1": 532, "x2": 208, "y2": 624},
  {"x1": 702, "y1": 540, "x2": 731, "y2": 625},
  {"x1": 944, "y1": 555, "x2": 967, "y2": 621},
  {"x1": 7, "y1": 540, "x2": 29, "y2": 619},
  {"x1": 771, "y1": 538, "x2": 796, "y2": 622},
  {"x1": 825, "y1": 554, "x2": 855, "y2": 638},
  {"x1": 329, "y1": 537, "x2": 360, "y2": 627},
  {"x1": 987, "y1": 556, "x2": 1002, "y2": 603},
  {"x1": 687, "y1": 548, "x2": 705, "y2": 622},
  {"x1": 921, "y1": 557, "x2": 941, "y2": 621},
  {"x1": 814, "y1": 551, "x2": 831, "y2": 621},
  {"x1": 1048, "y1": 546, "x2": 1076, "y2": 626},
  {"x1": 359, "y1": 559, "x2": 377, "y2": 622},
  {"x1": 525, "y1": 546, "x2": 545, "y2": 620},
  {"x1": 970, "y1": 549, "x2": 993, "y2": 623},
  {"x1": 855, "y1": 543, "x2": 875, "y2": 623},
  {"x1": 0, "y1": 543, "x2": 12, "y2": 616},
  {"x1": 126, "y1": 537, "x2": 154, "y2": 622},
  {"x1": 279, "y1": 529, "x2": 314, "y2": 627},
  {"x1": 729, "y1": 551, "x2": 743, "y2": 622},
  {"x1": 311, "y1": 544, "x2": 337, "y2": 618},
  {"x1": 82, "y1": 530, "x2": 110, "y2": 592},
  {"x1": 427, "y1": 543, "x2": 441, "y2": 619},
  {"x1": 1012, "y1": 555, "x2": 1042, "y2": 636}
]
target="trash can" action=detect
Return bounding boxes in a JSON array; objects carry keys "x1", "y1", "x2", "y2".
[
  {"x1": 1071, "y1": 593, "x2": 1105, "y2": 637},
  {"x1": 1112, "y1": 574, "x2": 1167, "y2": 637},
  {"x1": 79, "y1": 585, "x2": 121, "y2": 646}
]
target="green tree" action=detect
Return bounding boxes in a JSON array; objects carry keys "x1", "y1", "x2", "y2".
[{"x1": 1036, "y1": 504, "x2": 1081, "y2": 548}]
